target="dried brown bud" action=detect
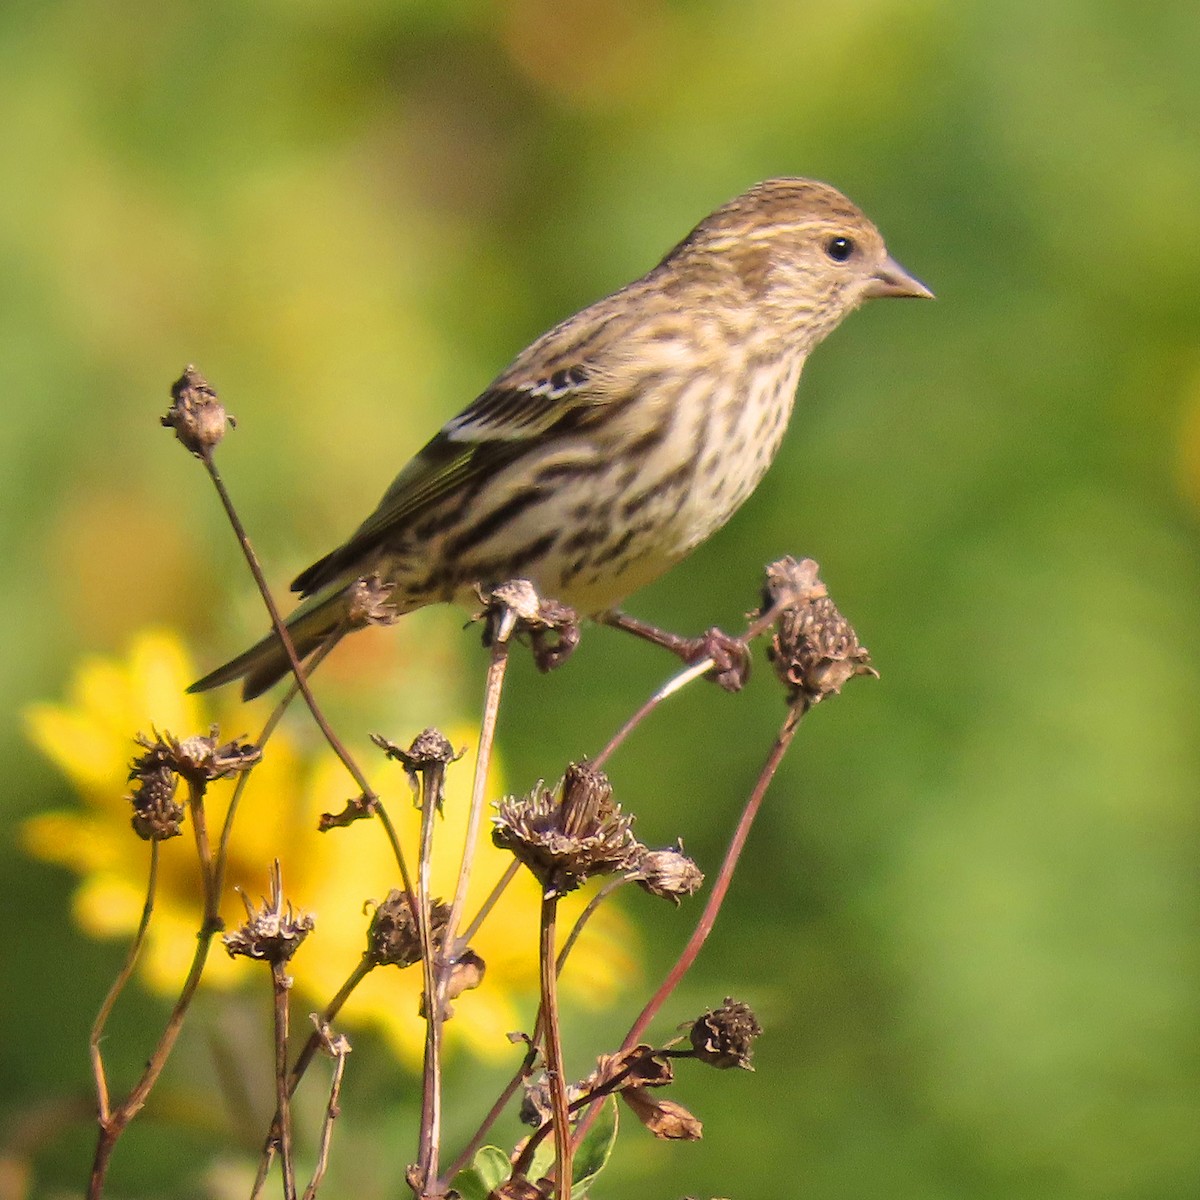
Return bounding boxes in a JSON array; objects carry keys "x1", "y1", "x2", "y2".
[
  {"x1": 475, "y1": 579, "x2": 581, "y2": 672},
  {"x1": 317, "y1": 791, "x2": 377, "y2": 830},
  {"x1": 444, "y1": 947, "x2": 486, "y2": 1003},
  {"x1": 763, "y1": 557, "x2": 876, "y2": 708},
  {"x1": 162, "y1": 365, "x2": 232, "y2": 456},
  {"x1": 372, "y1": 728, "x2": 462, "y2": 812},
  {"x1": 132, "y1": 727, "x2": 260, "y2": 793},
  {"x1": 346, "y1": 574, "x2": 400, "y2": 628},
  {"x1": 689, "y1": 997, "x2": 762, "y2": 1070},
  {"x1": 493, "y1": 762, "x2": 641, "y2": 897},
  {"x1": 621, "y1": 1088, "x2": 703, "y2": 1141},
  {"x1": 223, "y1": 862, "x2": 314, "y2": 965},
  {"x1": 584, "y1": 1044, "x2": 674, "y2": 1095},
  {"x1": 418, "y1": 947, "x2": 486, "y2": 1021},
  {"x1": 129, "y1": 763, "x2": 184, "y2": 841},
  {"x1": 520, "y1": 1074, "x2": 586, "y2": 1127},
  {"x1": 366, "y1": 890, "x2": 449, "y2": 968},
  {"x1": 630, "y1": 842, "x2": 704, "y2": 904}
]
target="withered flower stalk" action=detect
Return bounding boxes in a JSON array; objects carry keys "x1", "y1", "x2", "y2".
[
  {"x1": 165, "y1": 367, "x2": 418, "y2": 911},
  {"x1": 377, "y1": 727, "x2": 461, "y2": 1196},
  {"x1": 574, "y1": 559, "x2": 873, "y2": 1150},
  {"x1": 224, "y1": 862, "x2": 314, "y2": 1200}
]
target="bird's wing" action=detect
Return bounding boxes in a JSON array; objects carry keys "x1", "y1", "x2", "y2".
[{"x1": 290, "y1": 365, "x2": 602, "y2": 596}]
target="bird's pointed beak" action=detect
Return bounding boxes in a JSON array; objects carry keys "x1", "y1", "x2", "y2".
[{"x1": 865, "y1": 256, "x2": 935, "y2": 300}]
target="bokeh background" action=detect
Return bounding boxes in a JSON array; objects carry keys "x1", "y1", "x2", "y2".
[{"x1": 4, "y1": 1, "x2": 1200, "y2": 1197}]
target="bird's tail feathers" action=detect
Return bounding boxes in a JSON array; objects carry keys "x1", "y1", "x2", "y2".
[{"x1": 188, "y1": 590, "x2": 348, "y2": 700}]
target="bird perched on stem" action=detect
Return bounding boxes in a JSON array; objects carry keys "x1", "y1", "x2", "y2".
[{"x1": 192, "y1": 177, "x2": 932, "y2": 699}]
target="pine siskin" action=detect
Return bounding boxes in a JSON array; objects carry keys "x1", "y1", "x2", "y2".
[{"x1": 192, "y1": 178, "x2": 931, "y2": 698}]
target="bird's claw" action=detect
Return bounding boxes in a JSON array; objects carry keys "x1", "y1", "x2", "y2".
[{"x1": 688, "y1": 627, "x2": 752, "y2": 693}]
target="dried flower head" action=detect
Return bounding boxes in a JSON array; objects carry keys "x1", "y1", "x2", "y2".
[
  {"x1": 493, "y1": 762, "x2": 641, "y2": 897},
  {"x1": 128, "y1": 762, "x2": 184, "y2": 842},
  {"x1": 476, "y1": 579, "x2": 581, "y2": 671},
  {"x1": 372, "y1": 728, "x2": 463, "y2": 812},
  {"x1": 689, "y1": 997, "x2": 763, "y2": 1070},
  {"x1": 132, "y1": 727, "x2": 260, "y2": 792},
  {"x1": 161, "y1": 365, "x2": 232, "y2": 457},
  {"x1": 223, "y1": 862, "x2": 314, "y2": 965},
  {"x1": 763, "y1": 556, "x2": 876, "y2": 708},
  {"x1": 630, "y1": 842, "x2": 704, "y2": 904},
  {"x1": 366, "y1": 890, "x2": 450, "y2": 968},
  {"x1": 345, "y1": 574, "x2": 401, "y2": 628}
]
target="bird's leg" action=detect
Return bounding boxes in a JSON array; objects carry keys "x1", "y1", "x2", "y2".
[{"x1": 599, "y1": 610, "x2": 752, "y2": 692}]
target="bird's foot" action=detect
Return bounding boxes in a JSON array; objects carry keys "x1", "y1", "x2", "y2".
[{"x1": 601, "y1": 611, "x2": 751, "y2": 692}]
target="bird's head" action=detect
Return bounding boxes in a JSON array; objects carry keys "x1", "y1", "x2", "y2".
[{"x1": 666, "y1": 177, "x2": 933, "y2": 349}]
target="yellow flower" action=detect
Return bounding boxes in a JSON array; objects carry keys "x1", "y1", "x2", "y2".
[{"x1": 25, "y1": 630, "x2": 637, "y2": 1063}]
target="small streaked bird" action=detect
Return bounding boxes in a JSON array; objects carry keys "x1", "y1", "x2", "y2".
[{"x1": 192, "y1": 178, "x2": 932, "y2": 699}]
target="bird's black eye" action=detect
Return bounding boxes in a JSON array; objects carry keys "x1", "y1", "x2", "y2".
[{"x1": 825, "y1": 236, "x2": 854, "y2": 262}]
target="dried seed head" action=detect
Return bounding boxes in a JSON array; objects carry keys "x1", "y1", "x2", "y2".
[
  {"x1": 763, "y1": 557, "x2": 876, "y2": 708},
  {"x1": 372, "y1": 728, "x2": 462, "y2": 812},
  {"x1": 129, "y1": 763, "x2": 184, "y2": 841},
  {"x1": 132, "y1": 727, "x2": 260, "y2": 792},
  {"x1": 630, "y1": 842, "x2": 704, "y2": 904},
  {"x1": 689, "y1": 997, "x2": 763, "y2": 1070},
  {"x1": 365, "y1": 890, "x2": 449, "y2": 968},
  {"x1": 493, "y1": 762, "x2": 641, "y2": 897},
  {"x1": 223, "y1": 862, "x2": 314, "y2": 965},
  {"x1": 162, "y1": 365, "x2": 232, "y2": 456},
  {"x1": 346, "y1": 574, "x2": 400, "y2": 628},
  {"x1": 475, "y1": 579, "x2": 581, "y2": 671}
]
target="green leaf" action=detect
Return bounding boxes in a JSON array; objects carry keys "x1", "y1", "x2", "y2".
[
  {"x1": 571, "y1": 1096, "x2": 619, "y2": 1198},
  {"x1": 451, "y1": 1145, "x2": 511, "y2": 1200}
]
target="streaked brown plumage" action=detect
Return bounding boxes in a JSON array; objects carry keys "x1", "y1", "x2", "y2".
[{"x1": 192, "y1": 178, "x2": 931, "y2": 698}]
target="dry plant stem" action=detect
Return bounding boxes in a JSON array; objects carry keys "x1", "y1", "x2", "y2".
[
  {"x1": 622, "y1": 701, "x2": 803, "y2": 1048},
  {"x1": 442, "y1": 878, "x2": 623, "y2": 1186},
  {"x1": 87, "y1": 787, "x2": 225, "y2": 1200},
  {"x1": 251, "y1": 956, "x2": 375, "y2": 1200},
  {"x1": 539, "y1": 894, "x2": 572, "y2": 1200},
  {"x1": 555, "y1": 877, "x2": 626, "y2": 970},
  {"x1": 213, "y1": 686, "x2": 299, "y2": 903},
  {"x1": 186, "y1": 781, "x2": 218, "y2": 925},
  {"x1": 445, "y1": 608, "x2": 517, "y2": 956},
  {"x1": 199, "y1": 453, "x2": 406, "y2": 863},
  {"x1": 202, "y1": 451, "x2": 419, "y2": 911},
  {"x1": 457, "y1": 860, "x2": 519, "y2": 950},
  {"x1": 301, "y1": 1037, "x2": 349, "y2": 1200},
  {"x1": 592, "y1": 593, "x2": 794, "y2": 771},
  {"x1": 574, "y1": 699, "x2": 806, "y2": 1149},
  {"x1": 90, "y1": 843, "x2": 159, "y2": 1125},
  {"x1": 271, "y1": 962, "x2": 298, "y2": 1200},
  {"x1": 591, "y1": 656, "x2": 715, "y2": 770},
  {"x1": 415, "y1": 762, "x2": 446, "y2": 1195}
]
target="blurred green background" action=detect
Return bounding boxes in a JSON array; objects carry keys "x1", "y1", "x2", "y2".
[{"x1": 4, "y1": 1, "x2": 1200, "y2": 1197}]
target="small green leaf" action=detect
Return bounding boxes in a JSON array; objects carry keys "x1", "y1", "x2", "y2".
[
  {"x1": 571, "y1": 1096, "x2": 619, "y2": 1198},
  {"x1": 451, "y1": 1145, "x2": 511, "y2": 1200},
  {"x1": 520, "y1": 1098, "x2": 620, "y2": 1199}
]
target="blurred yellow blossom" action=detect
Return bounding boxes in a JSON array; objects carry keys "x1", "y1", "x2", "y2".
[{"x1": 25, "y1": 630, "x2": 637, "y2": 1064}]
